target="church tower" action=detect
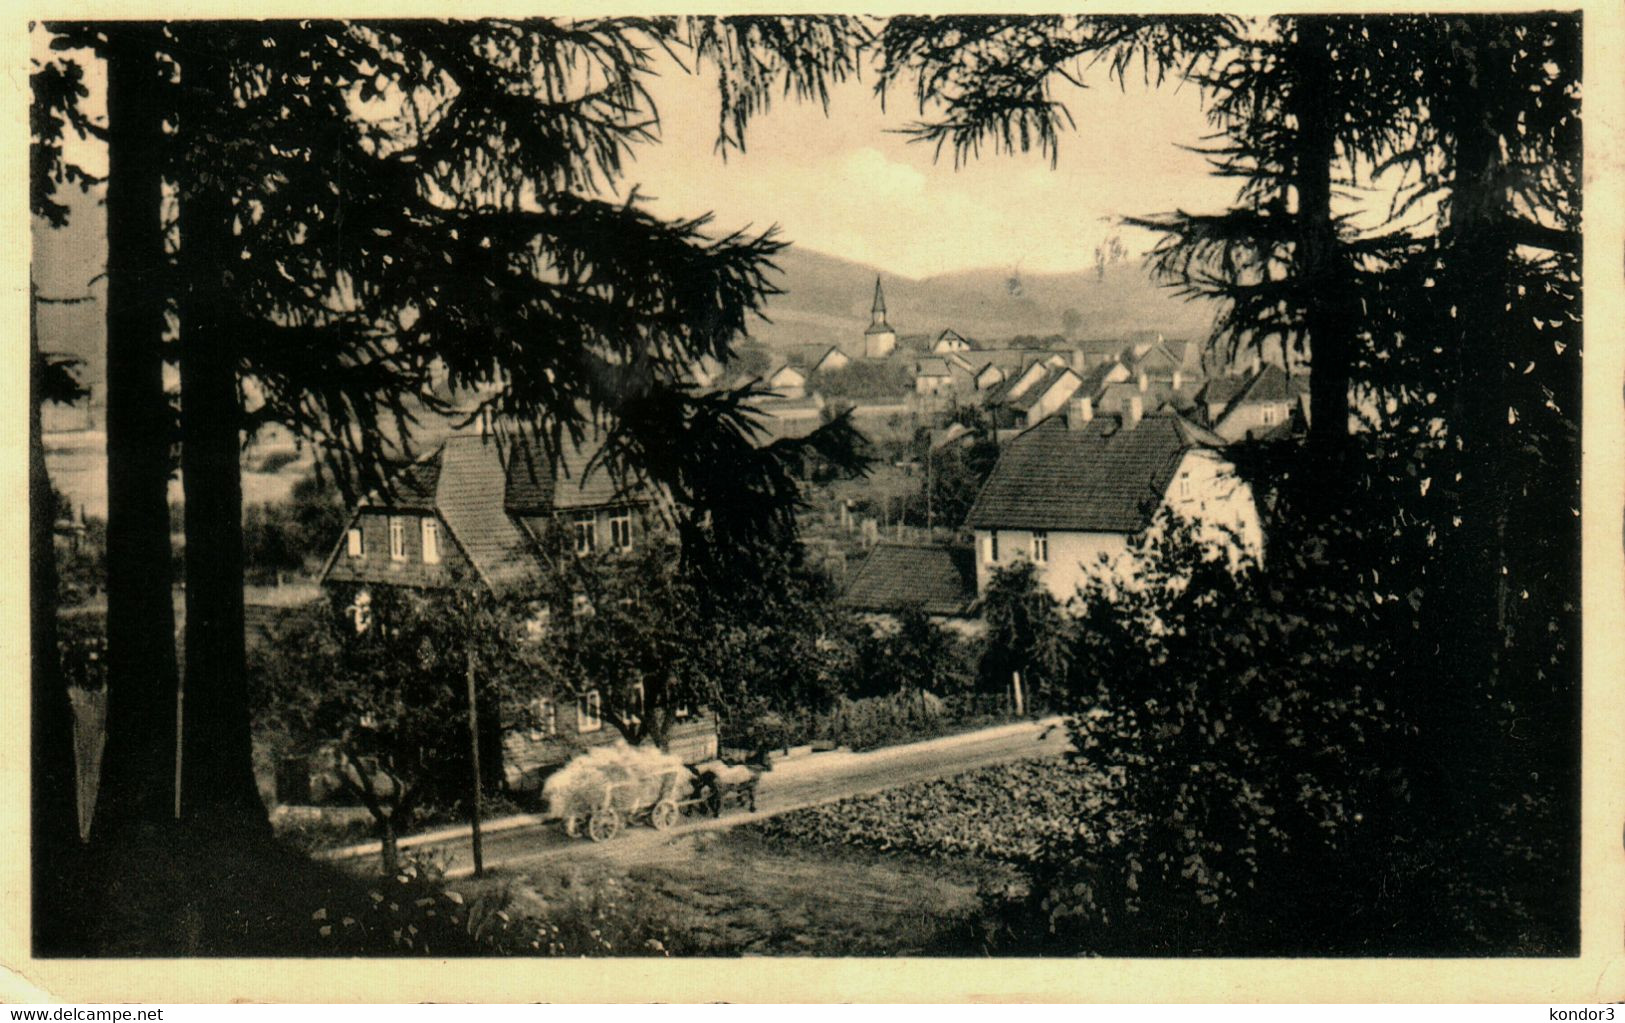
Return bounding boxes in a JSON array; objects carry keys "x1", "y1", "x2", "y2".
[{"x1": 863, "y1": 276, "x2": 898, "y2": 359}]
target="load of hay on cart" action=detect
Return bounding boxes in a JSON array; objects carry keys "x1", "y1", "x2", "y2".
[{"x1": 542, "y1": 745, "x2": 767, "y2": 842}]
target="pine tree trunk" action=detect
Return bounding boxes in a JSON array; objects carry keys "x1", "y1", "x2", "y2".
[
  {"x1": 31, "y1": 283, "x2": 81, "y2": 950},
  {"x1": 176, "y1": 48, "x2": 267, "y2": 830},
  {"x1": 94, "y1": 27, "x2": 182, "y2": 841},
  {"x1": 1435, "y1": 22, "x2": 1516, "y2": 810},
  {"x1": 1290, "y1": 17, "x2": 1353, "y2": 476}
]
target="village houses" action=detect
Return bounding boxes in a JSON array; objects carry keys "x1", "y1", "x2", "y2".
[
  {"x1": 964, "y1": 397, "x2": 1264, "y2": 603},
  {"x1": 318, "y1": 427, "x2": 719, "y2": 792}
]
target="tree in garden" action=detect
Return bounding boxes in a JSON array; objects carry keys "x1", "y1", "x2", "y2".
[
  {"x1": 877, "y1": 12, "x2": 1581, "y2": 949},
  {"x1": 871, "y1": 606, "x2": 971, "y2": 700},
  {"x1": 919, "y1": 406, "x2": 999, "y2": 529},
  {"x1": 1026, "y1": 512, "x2": 1411, "y2": 953},
  {"x1": 33, "y1": 17, "x2": 873, "y2": 841},
  {"x1": 250, "y1": 586, "x2": 531, "y2": 873},
  {"x1": 977, "y1": 561, "x2": 1070, "y2": 711},
  {"x1": 524, "y1": 539, "x2": 707, "y2": 749}
]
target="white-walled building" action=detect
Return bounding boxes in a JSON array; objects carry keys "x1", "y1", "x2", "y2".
[
  {"x1": 766, "y1": 363, "x2": 809, "y2": 399},
  {"x1": 965, "y1": 400, "x2": 1263, "y2": 603}
]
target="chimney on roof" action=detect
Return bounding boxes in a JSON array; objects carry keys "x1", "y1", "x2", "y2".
[
  {"x1": 1172, "y1": 369, "x2": 1183, "y2": 392},
  {"x1": 1068, "y1": 396, "x2": 1093, "y2": 429},
  {"x1": 1124, "y1": 394, "x2": 1143, "y2": 430},
  {"x1": 1137, "y1": 370, "x2": 1149, "y2": 393}
]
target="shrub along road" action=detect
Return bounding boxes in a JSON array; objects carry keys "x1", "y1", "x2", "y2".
[{"x1": 325, "y1": 715, "x2": 1070, "y2": 878}]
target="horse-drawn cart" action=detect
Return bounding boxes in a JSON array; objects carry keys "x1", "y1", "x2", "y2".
[
  {"x1": 563, "y1": 767, "x2": 716, "y2": 842},
  {"x1": 546, "y1": 744, "x2": 772, "y2": 843}
]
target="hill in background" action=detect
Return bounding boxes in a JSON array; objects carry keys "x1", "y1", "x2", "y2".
[
  {"x1": 745, "y1": 245, "x2": 1216, "y2": 351},
  {"x1": 32, "y1": 189, "x2": 1217, "y2": 396}
]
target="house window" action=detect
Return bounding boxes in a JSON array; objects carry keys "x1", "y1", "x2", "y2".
[
  {"x1": 989, "y1": 530, "x2": 1000, "y2": 562},
  {"x1": 529, "y1": 697, "x2": 557, "y2": 740},
  {"x1": 345, "y1": 526, "x2": 363, "y2": 558},
  {"x1": 389, "y1": 517, "x2": 407, "y2": 562},
  {"x1": 1032, "y1": 530, "x2": 1049, "y2": 563},
  {"x1": 609, "y1": 510, "x2": 633, "y2": 552},
  {"x1": 421, "y1": 517, "x2": 440, "y2": 565},
  {"x1": 573, "y1": 512, "x2": 596, "y2": 556},
  {"x1": 1178, "y1": 475, "x2": 1193, "y2": 499},
  {"x1": 578, "y1": 690, "x2": 602, "y2": 733},
  {"x1": 1261, "y1": 405, "x2": 1280, "y2": 426}
]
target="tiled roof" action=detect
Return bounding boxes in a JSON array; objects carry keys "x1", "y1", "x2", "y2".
[
  {"x1": 436, "y1": 435, "x2": 544, "y2": 594},
  {"x1": 1235, "y1": 363, "x2": 1307, "y2": 403},
  {"x1": 504, "y1": 432, "x2": 626, "y2": 513},
  {"x1": 966, "y1": 412, "x2": 1222, "y2": 533},
  {"x1": 1009, "y1": 366, "x2": 1078, "y2": 413},
  {"x1": 842, "y1": 543, "x2": 978, "y2": 617},
  {"x1": 916, "y1": 357, "x2": 952, "y2": 378},
  {"x1": 372, "y1": 455, "x2": 442, "y2": 510},
  {"x1": 974, "y1": 348, "x2": 1048, "y2": 375},
  {"x1": 1131, "y1": 339, "x2": 1205, "y2": 377},
  {"x1": 1199, "y1": 376, "x2": 1247, "y2": 408},
  {"x1": 1075, "y1": 362, "x2": 1118, "y2": 395}
]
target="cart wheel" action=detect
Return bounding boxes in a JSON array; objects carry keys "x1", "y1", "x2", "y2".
[
  {"x1": 562, "y1": 814, "x2": 583, "y2": 838},
  {"x1": 587, "y1": 809, "x2": 621, "y2": 843},
  {"x1": 650, "y1": 800, "x2": 679, "y2": 832}
]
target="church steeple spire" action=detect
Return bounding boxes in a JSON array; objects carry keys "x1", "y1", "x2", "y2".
[{"x1": 871, "y1": 276, "x2": 888, "y2": 327}]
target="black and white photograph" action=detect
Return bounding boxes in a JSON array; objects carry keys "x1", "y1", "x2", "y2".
[{"x1": 18, "y1": 3, "x2": 1605, "y2": 995}]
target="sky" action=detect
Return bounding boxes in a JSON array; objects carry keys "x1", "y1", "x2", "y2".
[
  {"x1": 622, "y1": 52, "x2": 1231, "y2": 278},
  {"x1": 33, "y1": 27, "x2": 1234, "y2": 286}
]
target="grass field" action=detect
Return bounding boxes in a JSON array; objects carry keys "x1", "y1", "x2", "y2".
[{"x1": 464, "y1": 827, "x2": 1023, "y2": 956}]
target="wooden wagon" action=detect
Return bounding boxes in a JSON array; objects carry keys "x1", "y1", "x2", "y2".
[{"x1": 561, "y1": 767, "x2": 710, "y2": 842}]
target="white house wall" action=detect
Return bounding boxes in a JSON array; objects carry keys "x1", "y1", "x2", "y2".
[
  {"x1": 971, "y1": 450, "x2": 1262, "y2": 603},
  {"x1": 973, "y1": 527, "x2": 1130, "y2": 603},
  {"x1": 1157, "y1": 449, "x2": 1265, "y2": 565}
]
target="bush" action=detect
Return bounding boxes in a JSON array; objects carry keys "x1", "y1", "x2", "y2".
[
  {"x1": 310, "y1": 854, "x2": 674, "y2": 956},
  {"x1": 999, "y1": 513, "x2": 1413, "y2": 954}
]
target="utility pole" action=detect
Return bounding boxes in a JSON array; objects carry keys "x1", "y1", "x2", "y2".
[
  {"x1": 925, "y1": 440, "x2": 933, "y2": 535},
  {"x1": 465, "y1": 644, "x2": 485, "y2": 877}
]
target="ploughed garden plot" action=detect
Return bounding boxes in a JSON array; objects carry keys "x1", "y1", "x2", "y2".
[
  {"x1": 454, "y1": 758, "x2": 1109, "y2": 955},
  {"x1": 746, "y1": 757, "x2": 1110, "y2": 867}
]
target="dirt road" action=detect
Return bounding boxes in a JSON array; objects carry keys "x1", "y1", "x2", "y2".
[{"x1": 331, "y1": 716, "x2": 1071, "y2": 878}]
